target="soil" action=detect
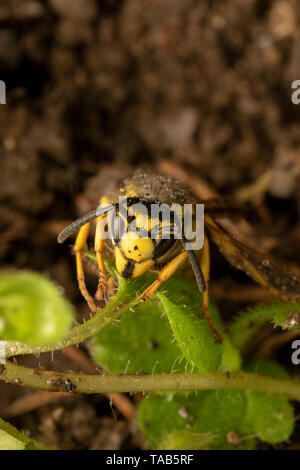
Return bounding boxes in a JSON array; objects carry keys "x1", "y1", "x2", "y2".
[{"x1": 0, "y1": 0, "x2": 300, "y2": 449}]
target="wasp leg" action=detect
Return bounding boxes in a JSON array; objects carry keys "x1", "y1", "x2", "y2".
[
  {"x1": 139, "y1": 250, "x2": 188, "y2": 301},
  {"x1": 107, "y1": 275, "x2": 117, "y2": 299},
  {"x1": 74, "y1": 222, "x2": 97, "y2": 313},
  {"x1": 200, "y1": 235, "x2": 222, "y2": 343},
  {"x1": 94, "y1": 214, "x2": 108, "y2": 300},
  {"x1": 94, "y1": 196, "x2": 111, "y2": 300}
]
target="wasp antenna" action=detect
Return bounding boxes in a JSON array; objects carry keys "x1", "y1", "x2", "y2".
[
  {"x1": 181, "y1": 239, "x2": 206, "y2": 292},
  {"x1": 57, "y1": 205, "x2": 114, "y2": 244}
]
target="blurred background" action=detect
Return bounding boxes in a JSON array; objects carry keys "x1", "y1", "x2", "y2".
[{"x1": 1, "y1": 0, "x2": 300, "y2": 449}]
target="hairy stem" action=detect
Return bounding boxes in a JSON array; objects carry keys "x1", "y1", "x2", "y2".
[
  {"x1": 5, "y1": 288, "x2": 139, "y2": 359},
  {"x1": 4, "y1": 257, "x2": 148, "y2": 358},
  {"x1": 4, "y1": 255, "x2": 155, "y2": 359},
  {"x1": 4, "y1": 290, "x2": 139, "y2": 358},
  {"x1": 2, "y1": 362, "x2": 300, "y2": 401}
]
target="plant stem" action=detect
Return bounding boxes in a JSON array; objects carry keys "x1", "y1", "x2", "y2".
[
  {"x1": 4, "y1": 256, "x2": 153, "y2": 359},
  {"x1": 2, "y1": 362, "x2": 300, "y2": 401}
]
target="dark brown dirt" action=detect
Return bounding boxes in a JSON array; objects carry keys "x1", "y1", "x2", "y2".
[{"x1": 0, "y1": 0, "x2": 300, "y2": 449}]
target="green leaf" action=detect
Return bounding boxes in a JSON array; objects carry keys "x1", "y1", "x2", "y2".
[
  {"x1": 271, "y1": 302, "x2": 300, "y2": 329},
  {"x1": 156, "y1": 276, "x2": 224, "y2": 372},
  {"x1": 158, "y1": 430, "x2": 215, "y2": 450},
  {"x1": 0, "y1": 418, "x2": 54, "y2": 450},
  {"x1": 158, "y1": 276, "x2": 225, "y2": 338},
  {"x1": 137, "y1": 392, "x2": 208, "y2": 449},
  {"x1": 0, "y1": 271, "x2": 75, "y2": 345},
  {"x1": 0, "y1": 429, "x2": 26, "y2": 450},
  {"x1": 230, "y1": 302, "x2": 300, "y2": 352},
  {"x1": 90, "y1": 270, "x2": 224, "y2": 374},
  {"x1": 245, "y1": 392, "x2": 294, "y2": 443},
  {"x1": 229, "y1": 307, "x2": 272, "y2": 351},
  {"x1": 219, "y1": 335, "x2": 242, "y2": 372},
  {"x1": 243, "y1": 358, "x2": 294, "y2": 443},
  {"x1": 90, "y1": 296, "x2": 190, "y2": 374},
  {"x1": 244, "y1": 357, "x2": 290, "y2": 380},
  {"x1": 137, "y1": 391, "x2": 255, "y2": 450},
  {"x1": 158, "y1": 292, "x2": 222, "y2": 372},
  {"x1": 196, "y1": 390, "x2": 254, "y2": 449},
  {"x1": 90, "y1": 257, "x2": 192, "y2": 374}
]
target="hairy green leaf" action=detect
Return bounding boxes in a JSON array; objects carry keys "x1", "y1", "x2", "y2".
[
  {"x1": 90, "y1": 296, "x2": 190, "y2": 374},
  {"x1": 230, "y1": 302, "x2": 300, "y2": 352},
  {"x1": 0, "y1": 429, "x2": 26, "y2": 450},
  {"x1": 243, "y1": 358, "x2": 294, "y2": 443},
  {"x1": 229, "y1": 308, "x2": 272, "y2": 351},
  {"x1": 91, "y1": 271, "x2": 225, "y2": 374},
  {"x1": 138, "y1": 391, "x2": 254, "y2": 450},
  {"x1": 158, "y1": 292, "x2": 222, "y2": 372},
  {"x1": 0, "y1": 271, "x2": 75, "y2": 345},
  {"x1": 0, "y1": 418, "x2": 54, "y2": 450},
  {"x1": 158, "y1": 430, "x2": 215, "y2": 450},
  {"x1": 219, "y1": 335, "x2": 242, "y2": 372}
]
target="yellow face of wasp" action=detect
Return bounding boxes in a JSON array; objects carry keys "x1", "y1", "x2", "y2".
[{"x1": 114, "y1": 231, "x2": 155, "y2": 278}]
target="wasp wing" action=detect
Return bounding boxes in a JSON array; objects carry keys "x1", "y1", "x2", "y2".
[{"x1": 205, "y1": 217, "x2": 300, "y2": 300}]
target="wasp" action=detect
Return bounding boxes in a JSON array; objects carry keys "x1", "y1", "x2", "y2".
[{"x1": 57, "y1": 171, "x2": 300, "y2": 343}]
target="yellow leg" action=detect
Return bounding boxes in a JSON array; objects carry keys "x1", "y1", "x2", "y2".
[
  {"x1": 139, "y1": 250, "x2": 188, "y2": 301},
  {"x1": 200, "y1": 235, "x2": 222, "y2": 343},
  {"x1": 94, "y1": 196, "x2": 111, "y2": 300},
  {"x1": 107, "y1": 275, "x2": 117, "y2": 299},
  {"x1": 74, "y1": 222, "x2": 97, "y2": 312},
  {"x1": 94, "y1": 214, "x2": 108, "y2": 300}
]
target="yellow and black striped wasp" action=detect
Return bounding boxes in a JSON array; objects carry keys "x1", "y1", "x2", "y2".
[{"x1": 58, "y1": 170, "x2": 300, "y2": 343}]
